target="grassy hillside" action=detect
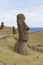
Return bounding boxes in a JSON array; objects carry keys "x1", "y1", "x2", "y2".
[{"x1": 0, "y1": 26, "x2": 43, "y2": 65}]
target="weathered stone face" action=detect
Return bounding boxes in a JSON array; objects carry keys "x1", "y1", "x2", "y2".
[{"x1": 17, "y1": 14, "x2": 30, "y2": 41}]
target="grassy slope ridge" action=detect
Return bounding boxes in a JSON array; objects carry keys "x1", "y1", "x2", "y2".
[{"x1": 0, "y1": 26, "x2": 43, "y2": 65}]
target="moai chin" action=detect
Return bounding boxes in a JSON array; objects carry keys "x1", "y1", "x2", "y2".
[{"x1": 17, "y1": 14, "x2": 30, "y2": 41}]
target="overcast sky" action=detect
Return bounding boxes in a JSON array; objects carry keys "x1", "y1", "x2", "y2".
[{"x1": 0, "y1": 0, "x2": 43, "y2": 28}]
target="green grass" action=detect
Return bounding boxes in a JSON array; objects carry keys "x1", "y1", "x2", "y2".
[{"x1": 0, "y1": 27, "x2": 43, "y2": 65}]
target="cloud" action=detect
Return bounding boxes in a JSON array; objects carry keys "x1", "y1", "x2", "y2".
[{"x1": 0, "y1": 0, "x2": 43, "y2": 28}]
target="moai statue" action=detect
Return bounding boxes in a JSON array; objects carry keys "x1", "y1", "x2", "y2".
[
  {"x1": 1, "y1": 22, "x2": 4, "y2": 30},
  {"x1": 14, "y1": 14, "x2": 30, "y2": 55},
  {"x1": 12, "y1": 26, "x2": 16, "y2": 34},
  {"x1": 17, "y1": 14, "x2": 30, "y2": 41}
]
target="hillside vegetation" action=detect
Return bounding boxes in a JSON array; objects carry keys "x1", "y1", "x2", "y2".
[{"x1": 0, "y1": 26, "x2": 43, "y2": 65}]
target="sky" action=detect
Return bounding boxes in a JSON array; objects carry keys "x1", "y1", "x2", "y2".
[{"x1": 0, "y1": 0, "x2": 43, "y2": 28}]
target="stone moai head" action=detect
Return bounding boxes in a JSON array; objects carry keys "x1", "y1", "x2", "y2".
[
  {"x1": 17, "y1": 14, "x2": 30, "y2": 41},
  {"x1": 1, "y1": 22, "x2": 4, "y2": 29},
  {"x1": 17, "y1": 14, "x2": 25, "y2": 22},
  {"x1": 12, "y1": 26, "x2": 16, "y2": 34}
]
